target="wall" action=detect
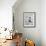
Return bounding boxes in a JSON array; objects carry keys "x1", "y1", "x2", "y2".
[
  {"x1": 0, "y1": 0, "x2": 16, "y2": 30},
  {"x1": 41, "y1": 0, "x2": 46, "y2": 46},
  {"x1": 13, "y1": 0, "x2": 41, "y2": 46}
]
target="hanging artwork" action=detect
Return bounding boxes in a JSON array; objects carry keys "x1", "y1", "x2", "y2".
[{"x1": 23, "y1": 12, "x2": 36, "y2": 28}]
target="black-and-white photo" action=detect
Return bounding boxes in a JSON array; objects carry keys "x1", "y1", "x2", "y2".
[{"x1": 23, "y1": 12, "x2": 36, "y2": 28}]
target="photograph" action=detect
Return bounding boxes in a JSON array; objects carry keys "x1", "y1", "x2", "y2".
[{"x1": 23, "y1": 12, "x2": 36, "y2": 28}]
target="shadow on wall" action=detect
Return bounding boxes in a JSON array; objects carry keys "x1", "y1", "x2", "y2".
[{"x1": 12, "y1": 0, "x2": 41, "y2": 46}]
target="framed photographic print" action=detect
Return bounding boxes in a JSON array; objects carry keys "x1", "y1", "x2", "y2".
[{"x1": 23, "y1": 12, "x2": 36, "y2": 28}]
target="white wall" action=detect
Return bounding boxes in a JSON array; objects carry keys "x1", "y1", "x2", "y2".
[
  {"x1": 41, "y1": 0, "x2": 46, "y2": 46},
  {"x1": 13, "y1": 0, "x2": 41, "y2": 46},
  {"x1": 0, "y1": 0, "x2": 16, "y2": 30}
]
